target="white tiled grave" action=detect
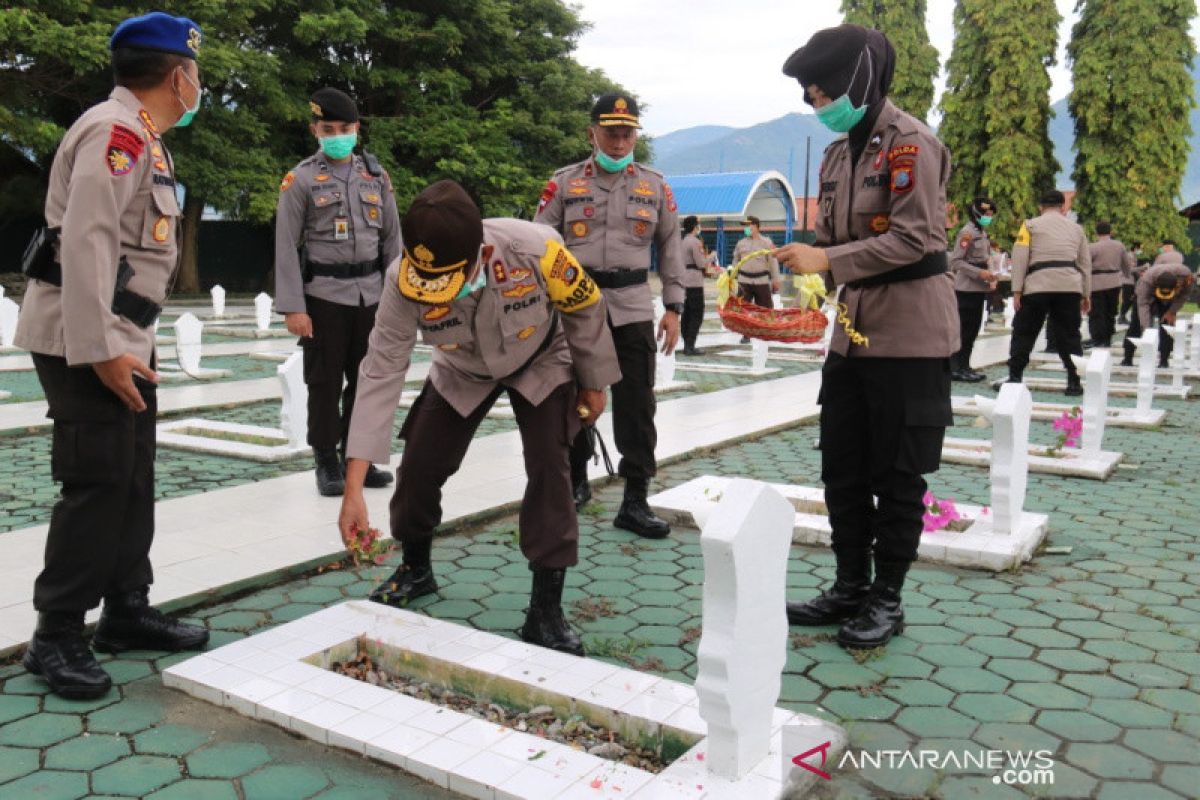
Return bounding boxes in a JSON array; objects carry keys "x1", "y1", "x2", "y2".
[
  {"x1": 952, "y1": 396, "x2": 1165, "y2": 428},
  {"x1": 673, "y1": 361, "x2": 780, "y2": 377},
  {"x1": 1019, "y1": 375, "x2": 1190, "y2": 399},
  {"x1": 163, "y1": 601, "x2": 845, "y2": 799},
  {"x1": 940, "y1": 436, "x2": 1122, "y2": 480}
]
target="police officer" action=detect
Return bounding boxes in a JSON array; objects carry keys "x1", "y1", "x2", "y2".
[
  {"x1": 994, "y1": 191, "x2": 1092, "y2": 396},
  {"x1": 535, "y1": 94, "x2": 685, "y2": 539},
  {"x1": 732, "y1": 215, "x2": 782, "y2": 308},
  {"x1": 14, "y1": 12, "x2": 210, "y2": 699},
  {"x1": 1121, "y1": 260, "x2": 1195, "y2": 368},
  {"x1": 949, "y1": 197, "x2": 998, "y2": 382},
  {"x1": 338, "y1": 181, "x2": 621, "y2": 655},
  {"x1": 1087, "y1": 221, "x2": 1134, "y2": 348},
  {"x1": 275, "y1": 88, "x2": 401, "y2": 496},
  {"x1": 774, "y1": 25, "x2": 958, "y2": 650},
  {"x1": 680, "y1": 215, "x2": 707, "y2": 355}
]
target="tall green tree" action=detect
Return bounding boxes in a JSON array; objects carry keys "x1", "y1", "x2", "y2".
[
  {"x1": 939, "y1": 0, "x2": 1060, "y2": 247},
  {"x1": 841, "y1": 0, "x2": 940, "y2": 121},
  {"x1": 1069, "y1": 0, "x2": 1195, "y2": 251}
]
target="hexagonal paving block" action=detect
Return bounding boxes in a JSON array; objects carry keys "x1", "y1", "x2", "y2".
[
  {"x1": 1035, "y1": 711, "x2": 1120, "y2": 743},
  {"x1": 913, "y1": 644, "x2": 985, "y2": 668},
  {"x1": 187, "y1": 742, "x2": 271, "y2": 779},
  {"x1": 1065, "y1": 743, "x2": 1154, "y2": 780},
  {"x1": 206, "y1": 610, "x2": 269, "y2": 631},
  {"x1": 821, "y1": 690, "x2": 899, "y2": 722},
  {"x1": 42, "y1": 690, "x2": 119, "y2": 714},
  {"x1": 270, "y1": 602, "x2": 327, "y2": 623},
  {"x1": 0, "y1": 744, "x2": 39, "y2": 784},
  {"x1": 0, "y1": 674, "x2": 53, "y2": 696},
  {"x1": 1097, "y1": 783, "x2": 1185, "y2": 800},
  {"x1": 952, "y1": 693, "x2": 1035, "y2": 723},
  {"x1": 808, "y1": 663, "x2": 883, "y2": 690},
  {"x1": 44, "y1": 733, "x2": 132, "y2": 770},
  {"x1": 147, "y1": 780, "x2": 240, "y2": 800},
  {"x1": 1060, "y1": 674, "x2": 1137, "y2": 699},
  {"x1": 1110, "y1": 661, "x2": 1187, "y2": 688},
  {"x1": 92, "y1": 755, "x2": 182, "y2": 796},
  {"x1": 1008, "y1": 683, "x2": 1089, "y2": 711},
  {"x1": 894, "y1": 707, "x2": 978, "y2": 739},
  {"x1": 0, "y1": 694, "x2": 39, "y2": 725},
  {"x1": 973, "y1": 723, "x2": 1061, "y2": 754},
  {"x1": 87, "y1": 699, "x2": 165, "y2": 734},
  {"x1": 241, "y1": 765, "x2": 331, "y2": 800},
  {"x1": 134, "y1": 724, "x2": 214, "y2": 756},
  {"x1": 1161, "y1": 765, "x2": 1200, "y2": 798},
  {"x1": 882, "y1": 679, "x2": 955, "y2": 707},
  {"x1": 962, "y1": 635, "x2": 1033, "y2": 659},
  {"x1": 0, "y1": 769, "x2": 89, "y2": 800},
  {"x1": 931, "y1": 667, "x2": 1008, "y2": 694},
  {"x1": 0, "y1": 712, "x2": 82, "y2": 747},
  {"x1": 1124, "y1": 729, "x2": 1200, "y2": 763},
  {"x1": 987, "y1": 659, "x2": 1058, "y2": 683},
  {"x1": 104, "y1": 659, "x2": 156, "y2": 685}
]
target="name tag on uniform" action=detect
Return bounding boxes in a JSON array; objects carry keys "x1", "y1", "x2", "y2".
[{"x1": 334, "y1": 217, "x2": 349, "y2": 241}]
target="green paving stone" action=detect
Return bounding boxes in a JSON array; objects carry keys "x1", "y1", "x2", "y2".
[
  {"x1": 931, "y1": 667, "x2": 1008, "y2": 693},
  {"x1": 856, "y1": 763, "x2": 937, "y2": 798},
  {"x1": 270, "y1": 602, "x2": 326, "y2": 622},
  {"x1": 962, "y1": 636, "x2": 1033, "y2": 659},
  {"x1": 820, "y1": 690, "x2": 899, "y2": 722},
  {"x1": 1008, "y1": 684, "x2": 1088, "y2": 710},
  {"x1": 87, "y1": 699, "x2": 164, "y2": 734},
  {"x1": 0, "y1": 744, "x2": 39, "y2": 784},
  {"x1": 882, "y1": 679, "x2": 955, "y2": 707},
  {"x1": 1060, "y1": 674, "x2": 1137, "y2": 699},
  {"x1": 0, "y1": 694, "x2": 39, "y2": 725},
  {"x1": 241, "y1": 765, "x2": 330, "y2": 800},
  {"x1": 436, "y1": 582, "x2": 492, "y2": 601},
  {"x1": 629, "y1": 606, "x2": 688, "y2": 626},
  {"x1": 1034, "y1": 648, "x2": 1108, "y2": 673},
  {"x1": 103, "y1": 659, "x2": 155, "y2": 685},
  {"x1": 92, "y1": 755, "x2": 182, "y2": 796},
  {"x1": 146, "y1": 780, "x2": 239, "y2": 800},
  {"x1": 1083, "y1": 639, "x2": 1155, "y2": 661},
  {"x1": 1103, "y1": 611, "x2": 1171, "y2": 632},
  {"x1": 1064, "y1": 743, "x2": 1153, "y2": 780},
  {"x1": 894, "y1": 706, "x2": 978, "y2": 738},
  {"x1": 308, "y1": 569, "x2": 358, "y2": 588},
  {"x1": 913, "y1": 643, "x2": 985, "y2": 667},
  {"x1": 845, "y1": 721, "x2": 912, "y2": 751},
  {"x1": 206, "y1": 611, "x2": 268, "y2": 630},
  {"x1": 779, "y1": 674, "x2": 822, "y2": 703},
  {"x1": 1162, "y1": 765, "x2": 1200, "y2": 798},
  {"x1": 1088, "y1": 698, "x2": 1174, "y2": 728},
  {"x1": 1035, "y1": 762, "x2": 1100, "y2": 799},
  {"x1": 973, "y1": 723, "x2": 1061, "y2": 754},
  {"x1": 1144, "y1": 687, "x2": 1200, "y2": 715},
  {"x1": 44, "y1": 733, "x2": 131, "y2": 770},
  {"x1": 0, "y1": 769, "x2": 88, "y2": 800},
  {"x1": 952, "y1": 693, "x2": 1035, "y2": 723},
  {"x1": 901, "y1": 625, "x2": 965, "y2": 644},
  {"x1": 187, "y1": 743, "x2": 271, "y2": 779},
  {"x1": 808, "y1": 663, "x2": 881, "y2": 689},
  {"x1": 423, "y1": 599, "x2": 484, "y2": 620},
  {"x1": 311, "y1": 787, "x2": 392, "y2": 800},
  {"x1": 0, "y1": 712, "x2": 82, "y2": 747},
  {"x1": 1035, "y1": 711, "x2": 1120, "y2": 742},
  {"x1": 286, "y1": 586, "x2": 345, "y2": 604},
  {"x1": 630, "y1": 574, "x2": 682, "y2": 591},
  {"x1": 1096, "y1": 783, "x2": 1183, "y2": 800},
  {"x1": 1125, "y1": 729, "x2": 1199, "y2": 763},
  {"x1": 133, "y1": 724, "x2": 214, "y2": 756},
  {"x1": 974, "y1": 593, "x2": 1033, "y2": 609},
  {"x1": 987, "y1": 659, "x2": 1058, "y2": 683},
  {"x1": 1, "y1": 674, "x2": 53, "y2": 695},
  {"x1": 629, "y1": 625, "x2": 688, "y2": 647},
  {"x1": 871, "y1": 654, "x2": 933, "y2": 679},
  {"x1": 1127, "y1": 629, "x2": 1196, "y2": 652},
  {"x1": 1012, "y1": 628, "x2": 1082, "y2": 649},
  {"x1": 993, "y1": 608, "x2": 1056, "y2": 628},
  {"x1": 936, "y1": 777, "x2": 1028, "y2": 799},
  {"x1": 1111, "y1": 661, "x2": 1187, "y2": 688}
]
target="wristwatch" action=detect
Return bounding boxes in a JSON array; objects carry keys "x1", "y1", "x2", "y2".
[{"x1": 665, "y1": 303, "x2": 684, "y2": 315}]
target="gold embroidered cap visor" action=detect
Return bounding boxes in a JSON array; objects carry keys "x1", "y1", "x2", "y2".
[
  {"x1": 397, "y1": 180, "x2": 484, "y2": 305},
  {"x1": 398, "y1": 246, "x2": 469, "y2": 305}
]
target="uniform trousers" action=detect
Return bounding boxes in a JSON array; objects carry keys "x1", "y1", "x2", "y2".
[
  {"x1": 570, "y1": 320, "x2": 658, "y2": 481},
  {"x1": 1009, "y1": 292, "x2": 1082, "y2": 379},
  {"x1": 819, "y1": 354, "x2": 952, "y2": 565},
  {"x1": 953, "y1": 291, "x2": 987, "y2": 371},
  {"x1": 301, "y1": 294, "x2": 378, "y2": 452},
  {"x1": 1123, "y1": 299, "x2": 1173, "y2": 364},
  {"x1": 391, "y1": 381, "x2": 580, "y2": 569},
  {"x1": 1118, "y1": 284, "x2": 1136, "y2": 322},
  {"x1": 31, "y1": 354, "x2": 156, "y2": 613},
  {"x1": 1088, "y1": 286, "x2": 1122, "y2": 346},
  {"x1": 681, "y1": 286, "x2": 705, "y2": 348},
  {"x1": 738, "y1": 282, "x2": 773, "y2": 308}
]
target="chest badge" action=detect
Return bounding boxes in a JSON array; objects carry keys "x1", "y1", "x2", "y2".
[
  {"x1": 583, "y1": 207, "x2": 594, "y2": 218},
  {"x1": 633, "y1": 179, "x2": 655, "y2": 197},
  {"x1": 315, "y1": 174, "x2": 331, "y2": 182},
  {"x1": 510, "y1": 267, "x2": 532, "y2": 282},
  {"x1": 870, "y1": 215, "x2": 890, "y2": 234},
  {"x1": 492, "y1": 260, "x2": 508, "y2": 283},
  {"x1": 423, "y1": 305, "x2": 451, "y2": 321},
  {"x1": 153, "y1": 216, "x2": 170, "y2": 242},
  {"x1": 571, "y1": 221, "x2": 589, "y2": 238},
  {"x1": 633, "y1": 221, "x2": 649, "y2": 236},
  {"x1": 502, "y1": 284, "x2": 537, "y2": 299},
  {"x1": 517, "y1": 326, "x2": 537, "y2": 340}
]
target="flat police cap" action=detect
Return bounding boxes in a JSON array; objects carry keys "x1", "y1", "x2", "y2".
[
  {"x1": 592, "y1": 93, "x2": 641, "y2": 128},
  {"x1": 782, "y1": 24, "x2": 869, "y2": 85},
  {"x1": 310, "y1": 88, "x2": 359, "y2": 124},
  {"x1": 398, "y1": 180, "x2": 484, "y2": 305},
  {"x1": 110, "y1": 11, "x2": 202, "y2": 59}
]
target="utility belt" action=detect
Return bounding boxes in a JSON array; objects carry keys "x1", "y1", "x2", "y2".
[
  {"x1": 738, "y1": 270, "x2": 769, "y2": 279},
  {"x1": 1092, "y1": 269, "x2": 1120, "y2": 274},
  {"x1": 847, "y1": 251, "x2": 948, "y2": 290},
  {"x1": 587, "y1": 268, "x2": 648, "y2": 289},
  {"x1": 23, "y1": 248, "x2": 160, "y2": 330},
  {"x1": 304, "y1": 258, "x2": 382, "y2": 281},
  {"x1": 1026, "y1": 260, "x2": 1076, "y2": 274},
  {"x1": 685, "y1": 263, "x2": 704, "y2": 272}
]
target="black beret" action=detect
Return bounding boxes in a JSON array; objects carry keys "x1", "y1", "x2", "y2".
[
  {"x1": 1039, "y1": 190, "x2": 1066, "y2": 207},
  {"x1": 591, "y1": 93, "x2": 641, "y2": 128},
  {"x1": 310, "y1": 88, "x2": 359, "y2": 124},
  {"x1": 782, "y1": 24, "x2": 870, "y2": 85}
]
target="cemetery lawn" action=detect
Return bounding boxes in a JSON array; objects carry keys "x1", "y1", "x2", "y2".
[{"x1": 0, "y1": 361, "x2": 1195, "y2": 798}]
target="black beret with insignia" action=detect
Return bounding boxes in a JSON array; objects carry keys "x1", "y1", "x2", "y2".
[{"x1": 310, "y1": 87, "x2": 359, "y2": 124}]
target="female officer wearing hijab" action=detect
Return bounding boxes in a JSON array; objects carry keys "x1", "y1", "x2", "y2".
[{"x1": 773, "y1": 25, "x2": 958, "y2": 650}]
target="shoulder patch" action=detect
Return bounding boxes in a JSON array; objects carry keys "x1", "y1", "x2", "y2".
[
  {"x1": 958, "y1": 233, "x2": 973, "y2": 251},
  {"x1": 539, "y1": 240, "x2": 600, "y2": 313},
  {"x1": 663, "y1": 182, "x2": 677, "y2": 213},
  {"x1": 889, "y1": 156, "x2": 915, "y2": 193},
  {"x1": 887, "y1": 144, "x2": 919, "y2": 162},
  {"x1": 1015, "y1": 224, "x2": 1031, "y2": 248},
  {"x1": 106, "y1": 124, "x2": 144, "y2": 176},
  {"x1": 537, "y1": 180, "x2": 558, "y2": 214},
  {"x1": 280, "y1": 171, "x2": 295, "y2": 192}
]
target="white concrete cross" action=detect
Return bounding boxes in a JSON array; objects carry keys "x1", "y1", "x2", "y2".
[
  {"x1": 1078, "y1": 349, "x2": 1110, "y2": 457},
  {"x1": 0, "y1": 297, "x2": 18, "y2": 348},
  {"x1": 1162, "y1": 319, "x2": 1190, "y2": 390},
  {"x1": 254, "y1": 292, "x2": 273, "y2": 331},
  {"x1": 210, "y1": 284, "x2": 226, "y2": 318},
  {"x1": 695, "y1": 479, "x2": 794, "y2": 780},
  {"x1": 1191, "y1": 313, "x2": 1200, "y2": 371},
  {"x1": 1003, "y1": 296, "x2": 1016, "y2": 329},
  {"x1": 1134, "y1": 328, "x2": 1158, "y2": 416},
  {"x1": 174, "y1": 312, "x2": 204, "y2": 373},
  {"x1": 277, "y1": 351, "x2": 308, "y2": 448},
  {"x1": 750, "y1": 338, "x2": 769, "y2": 371},
  {"x1": 988, "y1": 382, "x2": 1032, "y2": 537}
]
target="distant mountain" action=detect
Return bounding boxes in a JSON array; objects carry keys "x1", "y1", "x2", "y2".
[{"x1": 650, "y1": 125, "x2": 735, "y2": 163}]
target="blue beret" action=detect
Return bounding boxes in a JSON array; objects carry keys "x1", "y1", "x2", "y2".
[{"x1": 110, "y1": 12, "x2": 202, "y2": 60}]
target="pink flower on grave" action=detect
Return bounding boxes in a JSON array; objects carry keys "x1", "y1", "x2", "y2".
[
  {"x1": 590, "y1": 778, "x2": 604, "y2": 789},
  {"x1": 922, "y1": 491, "x2": 962, "y2": 533},
  {"x1": 1052, "y1": 408, "x2": 1083, "y2": 449}
]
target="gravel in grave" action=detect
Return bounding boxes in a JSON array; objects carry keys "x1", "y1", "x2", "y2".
[{"x1": 332, "y1": 641, "x2": 669, "y2": 773}]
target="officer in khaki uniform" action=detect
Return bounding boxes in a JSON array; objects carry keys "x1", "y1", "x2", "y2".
[
  {"x1": 275, "y1": 88, "x2": 401, "y2": 496},
  {"x1": 731, "y1": 215, "x2": 782, "y2": 309},
  {"x1": 14, "y1": 12, "x2": 209, "y2": 699},
  {"x1": 1087, "y1": 221, "x2": 1134, "y2": 347},
  {"x1": 339, "y1": 181, "x2": 620, "y2": 655},
  {"x1": 535, "y1": 93, "x2": 685, "y2": 539},
  {"x1": 949, "y1": 197, "x2": 998, "y2": 382},
  {"x1": 996, "y1": 190, "x2": 1092, "y2": 396},
  {"x1": 774, "y1": 25, "x2": 959, "y2": 650},
  {"x1": 1122, "y1": 260, "x2": 1195, "y2": 367},
  {"x1": 680, "y1": 215, "x2": 707, "y2": 355}
]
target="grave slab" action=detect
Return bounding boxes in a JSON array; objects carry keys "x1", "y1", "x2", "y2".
[
  {"x1": 952, "y1": 396, "x2": 1165, "y2": 429},
  {"x1": 940, "y1": 437, "x2": 1122, "y2": 480},
  {"x1": 1019, "y1": 376, "x2": 1189, "y2": 399}
]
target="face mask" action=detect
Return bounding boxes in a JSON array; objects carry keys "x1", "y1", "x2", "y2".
[
  {"x1": 320, "y1": 132, "x2": 358, "y2": 160},
  {"x1": 743, "y1": 227, "x2": 753, "y2": 237},
  {"x1": 978, "y1": 216, "x2": 993, "y2": 227},
  {"x1": 174, "y1": 69, "x2": 202, "y2": 128},
  {"x1": 455, "y1": 254, "x2": 488, "y2": 299},
  {"x1": 814, "y1": 49, "x2": 872, "y2": 133},
  {"x1": 595, "y1": 149, "x2": 634, "y2": 173}
]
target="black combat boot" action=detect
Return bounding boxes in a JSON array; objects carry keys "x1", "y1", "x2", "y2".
[
  {"x1": 92, "y1": 589, "x2": 209, "y2": 653},
  {"x1": 1159, "y1": 355, "x2": 1171, "y2": 369},
  {"x1": 787, "y1": 551, "x2": 871, "y2": 626},
  {"x1": 838, "y1": 559, "x2": 909, "y2": 649},
  {"x1": 991, "y1": 371, "x2": 1022, "y2": 391},
  {"x1": 315, "y1": 449, "x2": 345, "y2": 496},
  {"x1": 363, "y1": 464, "x2": 395, "y2": 489},
  {"x1": 519, "y1": 568, "x2": 584, "y2": 656},
  {"x1": 1064, "y1": 372, "x2": 1083, "y2": 396},
  {"x1": 614, "y1": 478, "x2": 670, "y2": 539},
  {"x1": 571, "y1": 459, "x2": 592, "y2": 511},
  {"x1": 23, "y1": 612, "x2": 112, "y2": 700},
  {"x1": 369, "y1": 539, "x2": 438, "y2": 608}
]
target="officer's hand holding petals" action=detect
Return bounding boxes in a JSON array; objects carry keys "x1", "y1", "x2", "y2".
[
  {"x1": 338, "y1": 460, "x2": 371, "y2": 547},
  {"x1": 657, "y1": 310, "x2": 680, "y2": 355},
  {"x1": 93, "y1": 353, "x2": 158, "y2": 412},
  {"x1": 773, "y1": 243, "x2": 830, "y2": 274},
  {"x1": 1080, "y1": 297, "x2": 1092, "y2": 314}
]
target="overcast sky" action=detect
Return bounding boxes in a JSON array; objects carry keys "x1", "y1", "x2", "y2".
[{"x1": 569, "y1": 0, "x2": 1169, "y2": 136}]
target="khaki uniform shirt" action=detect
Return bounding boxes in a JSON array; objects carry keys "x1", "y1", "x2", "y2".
[
  {"x1": 16, "y1": 87, "x2": 179, "y2": 366},
  {"x1": 534, "y1": 158, "x2": 685, "y2": 326},
  {"x1": 1154, "y1": 250, "x2": 1185, "y2": 267},
  {"x1": 733, "y1": 234, "x2": 781, "y2": 286},
  {"x1": 1011, "y1": 212, "x2": 1091, "y2": 297},
  {"x1": 1136, "y1": 263, "x2": 1192, "y2": 329},
  {"x1": 346, "y1": 218, "x2": 622, "y2": 465},
  {"x1": 274, "y1": 152, "x2": 402, "y2": 314},
  {"x1": 816, "y1": 100, "x2": 959, "y2": 358},
  {"x1": 950, "y1": 222, "x2": 992, "y2": 292},
  {"x1": 1089, "y1": 237, "x2": 1134, "y2": 292},
  {"x1": 682, "y1": 233, "x2": 706, "y2": 289}
]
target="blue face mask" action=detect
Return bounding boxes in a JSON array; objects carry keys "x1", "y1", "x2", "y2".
[
  {"x1": 174, "y1": 69, "x2": 202, "y2": 128},
  {"x1": 813, "y1": 49, "x2": 872, "y2": 134},
  {"x1": 455, "y1": 257, "x2": 488, "y2": 299},
  {"x1": 978, "y1": 215, "x2": 994, "y2": 228},
  {"x1": 595, "y1": 150, "x2": 634, "y2": 173}
]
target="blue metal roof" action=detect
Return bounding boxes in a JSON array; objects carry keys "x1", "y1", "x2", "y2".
[{"x1": 665, "y1": 170, "x2": 795, "y2": 217}]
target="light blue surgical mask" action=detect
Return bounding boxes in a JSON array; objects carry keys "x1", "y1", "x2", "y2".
[
  {"x1": 455, "y1": 258, "x2": 487, "y2": 299},
  {"x1": 743, "y1": 226, "x2": 753, "y2": 237},
  {"x1": 978, "y1": 215, "x2": 994, "y2": 228},
  {"x1": 320, "y1": 132, "x2": 358, "y2": 161},
  {"x1": 813, "y1": 49, "x2": 872, "y2": 134},
  {"x1": 595, "y1": 150, "x2": 634, "y2": 173},
  {"x1": 174, "y1": 69, "x2": 202, "y2": 128}
]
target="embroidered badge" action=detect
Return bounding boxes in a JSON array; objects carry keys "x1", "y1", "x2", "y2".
[
  {"x1": 870, "y1": 215, "x2": 891, "y2": 234},
  {"x1": 635, "y1": 208, "x2": 651, "y2": 219},
  {"x1": 1015, "y1": 224, "x2": 1031, "y2": 247},
  {"x1": 890, "y1": 158, "x2": 915, "y2": 193},
  {"x1": 538, "y1": 180, "x2": 558, "y2": 213},
  {"x1": 634, "y1": 180, "x2": 655, "y2": 197},
  {"x1": 316, "y1": 195, "x2": 331, "y2": 206},
  {"x1": 503, "y1": 284, "x2": 537, "y2": 299},
  {"x1": 569, "y1": 185, "x2": 591, "y2": 195},
  {"x1": 873, "y1": 149, "x2": 885, "y2": 170},
  {"x1": 492, "y1": 260, "x2": 508, "y2": 283},
  {"x1": 517, "y1": 326, "x2": 537, "y2": 340},
  {"x1": 569, "y1": 178, "x2": 588, "y2": 188},
  {"x1": 583, "y1": 207, "x2": 594, "y2": 218},
  {"x1": 151, "y1": 145, "x2": 163, "y2": 158},
  {"x1": 368, "y1": 207, "x2": 379, "y2": 221},
  {"x1": 153, "y1": 216, "x2": 170, "y2": 242},
  {"x1": 106, "y1": 124, "x2": 143, "y2": 176},
  {"x1": 315, "y1": 174, "x2": 330, "y2": 182},
  {"x1": 887, "y1": 144, "x2": 919, "y2": 162},
  {"x1": 138, "y1": 110, "x2": 159, "y2": 137},
  {"x1": 633, "y1": 221, "x2": 649, "y2": 236},
  {"x1": 187, "y1": 27, "x2": 202, "y2": 54},
  {"x1": 571, "y1": 221, "x2": 589, "y2": 238},
  {"x1": 364, "y1": 193, "x2": 380, "y2": 203},
  {"x1": 439, "y1": 343, "x2": 459, "y2": 351},
  {"x1": 154, "y1": 160, "x2": 167, "y2": 172},
  {"x1": 424, "y1": 305, "x2": 451, "y2": 321},
  {"x1": 539, "y1": 239, "x2": 600, "y2": 313},
  {"x1": 959, "y1": 233, "x2": 973, "y2": 251},
  {"x1": 509, "y1": 267, "x2": 532, "y2": 282}
]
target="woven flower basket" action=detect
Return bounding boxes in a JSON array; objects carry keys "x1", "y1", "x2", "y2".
[{"x1": 718, "y1": 296, "x2": 828, "y2": 343}]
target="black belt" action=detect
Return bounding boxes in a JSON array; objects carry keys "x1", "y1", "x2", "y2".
[
  {"x1": 32, "y1": 257, "x2": 161, "y2": 329},
  {"x1": 738, "y1": 270, "x2": 768, "y2": 279},
  {"x1": 1092, "y1": 269, "x2": 1119, "y2": 274},
  {"x1": 588, "y1": 268, "x2": 648, "y2": 289},
  {"x1": 308, "y1": 260, "x2": 380, "y2": 279},
  {"x1": 847, "y1": 251, "x2": 948, "y2": 289},
  {"x1": 686, "y1": 264, "x2": 703, "y2": 271},
  {"x1": 1026, "y1": 260, "x2": 1076, "y2": 274}
]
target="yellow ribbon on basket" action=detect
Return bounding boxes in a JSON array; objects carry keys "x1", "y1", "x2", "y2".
[
  {"x1": 794, "y1": 273, "x2": 827, "y2": 310},
  {"x1": 717, "y1": 248, "x2": 773, "y2": 309}
]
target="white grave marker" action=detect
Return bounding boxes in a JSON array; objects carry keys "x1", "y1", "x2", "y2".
[
  {"x1": 1135, "y1": 328, "x2": 1158, "y2": 415},
  {"x1": 1191, "y1": 313, "x2": 1200, "y2": 370},
  {"x1": 254, "y1": 292, "x2": 273, "y2": 331},
  {"x1": 988, "y1": 382, "x2": 1031, "y2": 537},
  {"x1": 1078, "y1": 349, "x2": 1110, "y2": 457},
  {"x1": 0, "y1": 297, "x2": 18, "y2": 348},
  {"x1": 695, "y1": 479, "x2": 794, "y2": 780},
  {"x1": 174, "y1": 312, "x2": 203, "y2": 373},
  {"x1": 210, "y1": 284, "x2": 226, "y2": 318},
  {"x1": 657, "y1": 349, "x2": 677, "y2": 386},
  {"x1": 751, "y1": 338, "x2": 769, "y2": 371},
  {"x1": 277, "y1": 351, "x2": 308, "y2": 448},
  {"x1": 1162, "y1": 319, "x2": 1189, "y2": 390}
]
